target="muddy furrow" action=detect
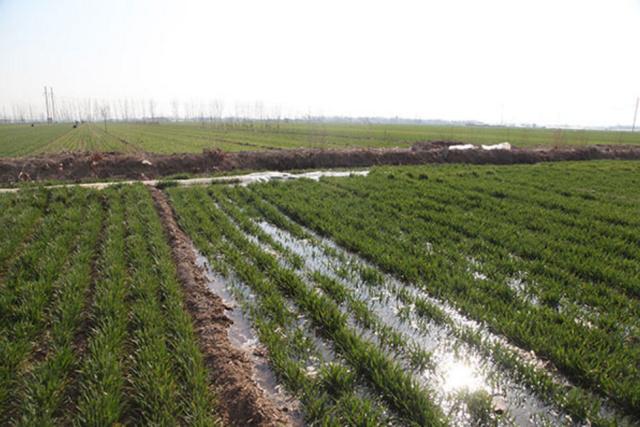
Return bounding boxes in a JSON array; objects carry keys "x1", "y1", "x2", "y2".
[{"x1": 149, "y1": 187, "x2": 293, "y2": 427}]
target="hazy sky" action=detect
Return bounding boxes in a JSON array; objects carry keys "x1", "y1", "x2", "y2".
[{"x1": 1, "y1": 0, "x2": 639, "y2": 126}]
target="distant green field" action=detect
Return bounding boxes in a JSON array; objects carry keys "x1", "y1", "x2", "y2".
[{"x1": 1, "y1": 121, "x2": 639, "y2": 157}]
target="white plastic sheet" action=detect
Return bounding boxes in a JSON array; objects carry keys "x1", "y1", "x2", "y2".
[
  {"x1": 448, "y1": 144, "x2": 476, "y2": 151},
  {"x1": 481, "y1": 142, "x2": 512, "y2": 151}
]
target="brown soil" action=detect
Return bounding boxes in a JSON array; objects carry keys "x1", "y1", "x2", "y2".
[
  {"x1": 1, "y1": 143, "x2": 640, "y2": 184},
  {"x1": 149, "y1": 187, "x2": 294, "y2": 427}
]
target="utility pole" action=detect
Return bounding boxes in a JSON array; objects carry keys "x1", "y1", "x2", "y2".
[
  {"x1": 44, "y1": 86, "x2": 51, "y2": 123},
  {"x1": 49, "y1": 87, "x2": 56, "y2": 122},
  {"x1": 633, "y1": 97, "x2": 639, "y2": 132}
]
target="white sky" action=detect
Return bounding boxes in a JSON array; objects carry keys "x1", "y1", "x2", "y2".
[{"x1": 1, "y1": 0, "x2": 639, "y2": 126}]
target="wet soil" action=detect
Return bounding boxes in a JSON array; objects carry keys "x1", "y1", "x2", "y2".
[
  {"x1": 149, "y1": 187, "x2": 294, "y2": 427},
  {"x1": 2, "y1": 142, "x2": 640, "y2": 184}
]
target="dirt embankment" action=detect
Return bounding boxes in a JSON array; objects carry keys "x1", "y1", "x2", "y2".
[
  {"x1": 2, "y1": 142, "x2": 640, "y2": 184},
  {"x1": 150, "y1": 187, "x2": 294, "y2": 427}
]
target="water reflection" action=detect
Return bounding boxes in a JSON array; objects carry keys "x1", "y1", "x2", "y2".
[{"x1": 441, "y1": 356, "x2": 487, "y2": 393}]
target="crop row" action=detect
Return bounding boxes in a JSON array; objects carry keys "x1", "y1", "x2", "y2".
[
  {"x1": 167, "y1": 185, "x2": 449, "y2": 426},
  {"x1": 0, "y1": 185, "x2": 219, "y2": 425},
  {"x1": 221, "y1": 184, "x2": 626, "y2": 425},
  {"x1": 33, "y1": 124, "x2": 134, "y2": 154},
  {"x1": 0, "y1": 190, "x2": 48, "y2": 276},
  {"x1": 211, "y1": 188, "x2": 437, "y2": 376},
  {"x1": 1, "y1": 189, "x2": 97, "y2": 422},
  {"x1": 250, "y1": 161, "x2": 640, "y2": 419},
  {"x1": 0, "y1": 124, "x2": 73, "y2": 157},
  {"x1": 168, "y1": 186, "x2": 395, "y2": 425},
  {"x1": 167, "y1": 179, "x2": 630, "y2": 425}
]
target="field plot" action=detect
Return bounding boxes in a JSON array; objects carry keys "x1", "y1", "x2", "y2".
[
  {"x1": 0, "y1": 123, "x2": 135, "y2": 157},
  {"x1": 0, "y1": 185, "x2": 218, "y2": 426},
  {"x1": 1, "y1": 160, "x2": 639, "y2": 426},
  {"x1": 67, "y1": 122, "x2": 640, "y2": 153},
  {"x1": 167, "y1": 160, "x2": 640, "y2": 426},
  {"x1": 32, "y1": 123, "x2": 136, "y2": 154},
  {"x1": 0, "y1": 124, "x2": 75, "y2": 157},
  {"x1": 3, "y1": 121, "x2": 640, "y2": 157}
]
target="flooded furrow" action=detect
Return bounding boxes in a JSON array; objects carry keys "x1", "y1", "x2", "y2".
[
  {"x1": 207, "y1": 202, "x2": 341, "y2": 366},
  {"x1": 193, "y1": 246, "x2": 305, "y2": 419},
  {"x1": 251, "y1": 216, "x2": 610, "y2": 426},
  {"x1": 206, "y1": 200, "x2": 404, "y2": 424}
]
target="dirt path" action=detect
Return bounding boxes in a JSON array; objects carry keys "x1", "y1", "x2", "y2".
[
  {"x1": 150, "y1": 187, "x2": 295, "y2": 427},
  {"x1": 1, "y1": 142, "x2": 640, "y2": 185}
]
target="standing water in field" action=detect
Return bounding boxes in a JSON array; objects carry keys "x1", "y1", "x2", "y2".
[
  {"x1": 192, "y1": 249, "x2": 301, "y2": 416},
  {"x1": 0, "y1": 170, "x2": 370, "y2": 193},
  {"x1": 251, "y1": 219, "x2": 571, "y2": 426}
]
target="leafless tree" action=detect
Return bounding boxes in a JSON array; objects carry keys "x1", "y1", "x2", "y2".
[
  {"x1": 171, "y1": 99, "x2": 180, "y2": 122},
  {"x1": 100, "y1": 104, "x2": 110, "y2": 131},
  {"x1": 148, "y1": 99, "x2": 156, "y2": 121},
  {"x1": 190, "y1": 100, "x2": 197, "y2": 121},
  {"x1": 271, "y1": 105, "x2": 282, "y2": 131},
  {"x1": 199, "y1": 101, "x2": 206, "y2": 126},
  {"x1": 211, "y1": 99, "x2": 224, "y2": 122},
  {"x1": 12, "y1": 105, "x2": 26, "y2": 123},
  {"x1": 121, "y1": 99, "x2": 129, "y2": 121},
  {"x1": 140, "y1": 100, "x2": 148, "y2": 122},
  {"x1": 94, "y1": 99, "x2": 103, "y2": 122}
]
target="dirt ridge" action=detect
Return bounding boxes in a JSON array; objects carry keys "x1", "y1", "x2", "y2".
[
  {"x1": 2, "y1": 142, "x2": 640, "y2": 184},
  {"x1": 149, "y1": 187, "x2": 293, "y2": 427}
]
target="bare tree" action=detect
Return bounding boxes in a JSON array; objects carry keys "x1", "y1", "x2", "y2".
[
  {"x1": 100, "y1": 104, "x2": 110, "y2": 131},
  {"x1": 271, "y1": 105, "x2": 282, "y2": 131},
  {"x1": 182, "y1": 101, "x2": 192, "y2": 121},
  {"x1": 171, "y1": 99, "x2": 180, "y2": 122},
  {"x1": 199, "y1": 101, "x2": 206, "y2": 126},
  {"x1": 13, "y1": 104, "x2": 25, "y2": 123},
  {"x1": 190, "y1": 100, "x2": 197, "y2": 121},
  {"x1": 94, "y1": 99, "x2": 102, "y2": 122},
  {"x1": 121, "y1": 99, "x2": 130, "y2": 121},
  {"x1": 140, "y1": 100, "x2": 148, "y2": 122},
  {"x1": 148, "y1": 99, "x2": 156, "y2": 121},
  {"x1": 130, "y1": 99, "x2": 139, "y2": 121}
]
